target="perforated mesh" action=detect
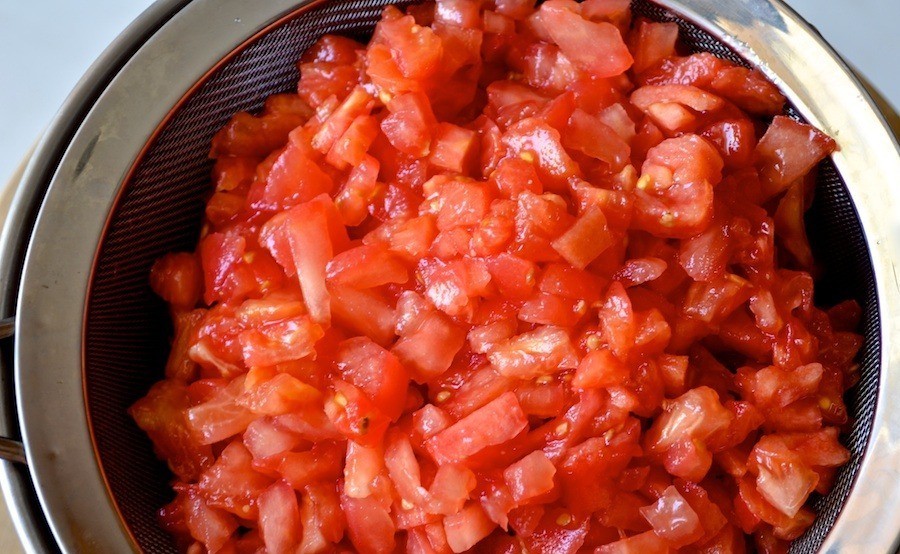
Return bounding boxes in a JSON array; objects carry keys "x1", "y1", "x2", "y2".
[{"x1": 84, "y1": 1, "x2": 880, "y2": 552}]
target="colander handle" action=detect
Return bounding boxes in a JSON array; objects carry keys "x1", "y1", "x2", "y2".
[{"x1": 0, "y1": 317, "x2": 26, "y2": 465}]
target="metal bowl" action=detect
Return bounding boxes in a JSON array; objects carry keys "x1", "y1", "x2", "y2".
[{"x1": 0, "y1": 0, "x2": 898, "y2": 552}]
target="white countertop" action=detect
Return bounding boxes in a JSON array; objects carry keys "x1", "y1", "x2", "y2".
[{"x1": 0, "y1": 0, "x2": 897, "y2": 551}]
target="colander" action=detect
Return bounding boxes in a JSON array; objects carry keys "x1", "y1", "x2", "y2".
[{"x1": 1, "y1": 0, "x2": 898, "y2": 552}]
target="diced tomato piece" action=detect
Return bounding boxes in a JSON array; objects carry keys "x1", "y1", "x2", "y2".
[
  {"x1": 485, "y1": 253, "x2": 537, "y2": 300},
  {"x1": 256, "y1": 142, "x2": 335, "y2": 212},
  {"x1": 329, "y1": 285, "x2": 397, "y2": 346},
  {"x1": 701, "y1": 118, "x2": 757, "y2": 169},
  {"x1": 258, "y1": 480, "x2": 302, "y2": 554},
  {"x1": 631, "y1": 20, "x2": 679, "y2": 73},
  {"x1": 755, "y1": 116, "x2": 836, "y2": 199},
  {"x1": 165, "y1": 309, "x2": 205, "y2": 382},
  {"x1": 324, "y1": 381, "x2": 390, "y2": 447},
  {"x1": 336, "y1": 337, "x2": 409, "y2": 421},
  {"x1": 392, "y1": 292, "x2": 466, "y2": 381},
  {"x1": 426, "y1": 392, "x2": 528, "y2": 464},
  {"x1": 774, "y1": 182, "x2": 815, "y2": 268},
  {"x1": 341, "y1": 492, "x2": 396, "y2": 554},
  {"x1": 430, "y1": 123, "x2": 479, "y2": 173},
  {"x1": 518, "y1": 508, "x2": 590, "y2": 554},
  {"x1": 238, "y1": 371, "x2": 321, "y2": 415},
  {"x1": 385, "y1": 429, "x2": 428, "y2": 505},
  {"x1": 639, "y1": 485, "x2": 704, "y2": 547},
  {"x1": 429, "y1": 464, "x2": 477, "y2": 515},
  {"x1": 518, "y1": 293, "x2": 587, "y2": 327},
  {"x1": 539, "y1": 262, "x2": 605, "y2": 303},
  {"x1": 597, "y1": 281, "x2": 635, "y2": 360},
  {"x1": 151, "y1": 252, "x2": 203, "y2": 310},
  {"x1": 539, "y1": 1, "x2": 633, "y2": 78},
  {"x1": 312, "y1": 86, "x2": 373, "y2": 154},
  {"x1": 238, "y1": 316, "x2": 323, "y2": 368},
  {"x1": 633, "y1": 134, "x2": 723, "y2": 238},
  {"x1": 187, "y1": 378, "x2": 256, "y2": 445},
  {"x1": 182, "y1": 487, "x2": 239, "y2": 552},
  {"x1": 751, "y1": 435, "x2": 819, "y2": 518},
  {"x1": 129, "y1": 381, "x2": 214, "y2": 481},
  {"x1": 504, "y1": 450, "x2": 556, "y2": 503},
  {"x1": 711, "y1": 66, "x2": 786, "y2": 115},
  {"x1": 488, "y1": 325, "x2": 579, "y2": 379},
  {"x1": 210, "y1": 95, "x2": 311, "y2": 158},
  {"x1": 443, "y1": 503, "x2": 496, "y2": 553},
  {"x1": 334, "y1": 154, "x2": 381, "y2": 226},
  {"x1": 614, "y1": 257, "x2": 667, "y2": 288},
  {"x1": 305, "y1": 482, "x2": 347, "y2": 551},
  {"x1": 645, "y1": 386, "x2": 733, "y2": 454},
  {"x1": 551, "y1": 205, "x2": 614, "y2": 269},
  {"x1": 327, "y1": 114, "x2": 380, "y2": 169},
  {"x1": 326, "y1": 243, "x2": 409, "y2": 288},
  {"x1": 631, "y1": 84, "x2": 725, "y2": 113},
  {"x1": 513, "y1": 191, "x2": 575, "y2": 261},
  {"x1": 564, "y1": 109, "x2": 630, "y2": 171},
  {"x1": 435, "y1": 180, "x2": 491, "y2": 231},
  {"x1": 343, "y1": 440, "x2": 384, "y2": 499},
  {"x1": 376, "y1": 10, "x2": 443, "y2": 80},
  {"x1": 502, "y1": 119, "x2": 581, "y2": 190},
  {"x1": 243, "y1": 417, "x2": 305, "y2": 461},
  {"x1": 572, "y1": 347, "x2": 629, "y2": 389},
  {"x1": 382, "y1": 92, "x2": 438, "y2": 157}
]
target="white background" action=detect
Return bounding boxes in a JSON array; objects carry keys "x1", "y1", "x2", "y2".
[{"x1": 1, "y1": 0, "x2": 898, "y2": 185}]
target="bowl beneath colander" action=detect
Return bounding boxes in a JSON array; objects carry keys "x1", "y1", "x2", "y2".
[{"x1": 0, "y1": 0, "x2": 898, "y2": 553}]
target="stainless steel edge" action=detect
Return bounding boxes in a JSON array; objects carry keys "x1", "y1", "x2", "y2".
[
  {"x1": 0, "y1": 1, "x2": 192, "y2": 551},
  {"x1": 659, "y1": 0, "x2": 900, "y2": 552},
  {"x1": 9, "y1": 0, "x2": 309, "y2": 551}
]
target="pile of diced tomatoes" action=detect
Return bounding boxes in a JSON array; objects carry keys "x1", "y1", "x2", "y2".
[{"x1": 132, "y1": 0, "x2": 864, "y2": 551}]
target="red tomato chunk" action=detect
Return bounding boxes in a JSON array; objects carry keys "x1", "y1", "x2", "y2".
[{"x1": 136, "y1": 0, "x2": 857, "y2": 551}]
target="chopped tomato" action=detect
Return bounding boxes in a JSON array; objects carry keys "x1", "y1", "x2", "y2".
[
  {"x1": 425, "y1": 392, "x2": 528, "y2": 464},
  {"x1": 138, "y1": 2, "x2": 858, "y2": 551}
]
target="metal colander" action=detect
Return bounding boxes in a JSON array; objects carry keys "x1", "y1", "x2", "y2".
[{"x1": 0, "y1": 0, "x2": 898, "y2": 552}]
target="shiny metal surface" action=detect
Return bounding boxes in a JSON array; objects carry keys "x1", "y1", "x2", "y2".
[
  {"x1": 7, "y1": 0, "x2": 306, "y2": 551},
  {"x1": 0, "y1": 0, "x2": 897, "y2": 552}
]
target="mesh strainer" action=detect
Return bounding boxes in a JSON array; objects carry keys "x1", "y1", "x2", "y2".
[{"x1": 0, "y1": 0, "x2": 898, "y2": 552}]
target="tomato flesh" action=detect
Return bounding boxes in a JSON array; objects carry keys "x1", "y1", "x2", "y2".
[{"x1": 136, "y1": 1, "x2": 856, "y2": 552}]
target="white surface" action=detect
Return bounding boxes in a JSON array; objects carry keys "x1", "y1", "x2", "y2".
[{"x1": 0, "y1": 0, "x2": 898, "y2": 186}]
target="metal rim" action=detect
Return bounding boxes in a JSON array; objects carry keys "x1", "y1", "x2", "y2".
[
  {"x1": 1, "y1": 0, "x2": 898, "y2": 552},
  {"x1": 7, "y1": 0, "x2": 310, "y2": 551}
]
